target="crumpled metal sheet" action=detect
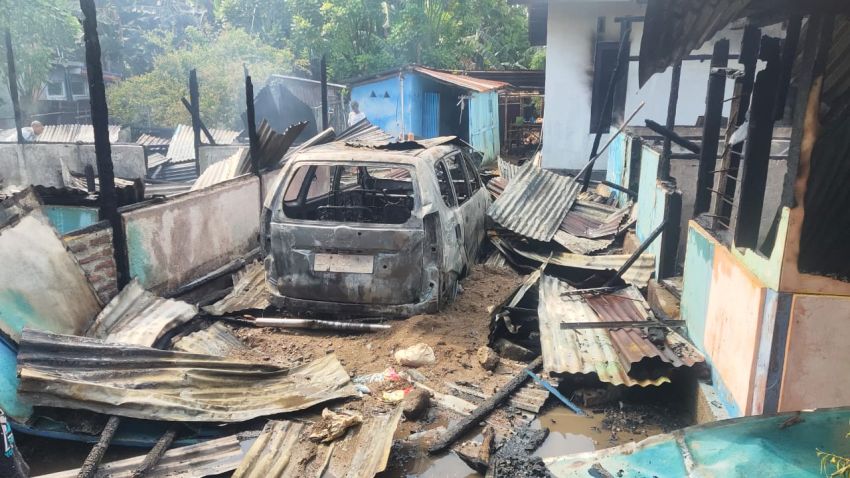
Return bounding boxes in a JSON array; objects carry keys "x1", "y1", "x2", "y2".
[
  {"x1": 413, "y1": 66, "x2": 509, "y2": 93},
  {"x1": 498, "y1": 157, "x2": 522, "y2": 181},
  {"x1": 171, "y1": 323, "x2": 251, "y2": 356},
  {"x1": 204, "y1": 262, "x2": 271, "y2": 316},
  {"x1": 36, "y1": 434, "x2": 247, "y2": 478},
  {"x1": 560, "y1": 204, "x2": 633, "y2": 239},
  {"x1": 27, "y1": 124, "x2": 122, "y2": 144},
  {"x1": 17, "y1": 329, "x2": 358, "y2": 422},
  {"x1": 136, "y1": 133, "x2": 170, "y2": 147},
  {"x1": 488, "y1": 163, "x2": 580, "y2": 241},
  {"x1": 552, "y1": 230, "x2": 615, "y2": 255},
  {"x1": 536, "y1": 276, "x2": 703, "y2": 387},
  {"x1": 232, "y1": 420, "x2": 305, "y2": 478},
  {"x1": 232, "y1": 407, "x2": 402, "y2": 478},
  {"x1": 85, "y1": 279, "x2": 197, "y2": 347},
  {"x1": 491, "y1": 236, "x2": 655, "y2": 287},
  {"x1": 191, "y1": 149, "x2": 247, "y2": 191}
]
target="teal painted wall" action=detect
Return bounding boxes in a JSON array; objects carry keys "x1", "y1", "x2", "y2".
[
  {"x1": 635, "y1": 146, "x2": 666, "y2": 277},
  {"x1": 681, "y1": 223, "x2": 716, "y2": 351},
  {"x1": 44, "y1": 205, "x2": 98, "y2": 235},
  {"x1": 469, "y1": 91, "x2": 500, "y2": 163},
  {"x1": 605, "y1": 132, "x2": 629, "y2": 206}
]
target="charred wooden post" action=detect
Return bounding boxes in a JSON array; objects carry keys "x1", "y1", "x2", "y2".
[
  {"x1": 714, "y1": 25, "x2": 760, "y2": 227},
  {"x1": 130, "y1": 428, "x2": 177, "y2": 478},
  {"x1": 694, "y1": 39, "x2": 730, "y2": 216},
  {"x1": 428, "y1": 356, "x2": 543, "y2": 454},
  {"x1": 658, "y1": 186, "x2": 683, "y2": 278},
  {"x1": 581, "y1": 26, "x2": 632, "y2": 192},
  {"x1": 4, "y1": 30, "x2": 23, "y2": 144},
  {"x1": 77, "y1": 416, "x2": 121, "y2": 478},
  {"x1": 80, "y1": 0, "x2": 130, "y2": 289},
  {"x1": 84, "y1": 165, "x2": 96, "y2": 193},
  {"x1": 180, "y1": 97, "x2": 215, "y2": 145},
  {"x1": 320, "y1": 54, "x2": 329, "y2": 130},
  {"x1": 775, "y1": 16, "x2": 802, "y2": 121},
  {"x1": 657, "y1": 61, "x2": 682, "y2": 182},
  {"x1": 733, "y1": 37, "x2": 782, "y2": 249},
  {"x1": 605, "y1": 218, "x2": 667, "y2": 287},
  {"x1": 245, "y1": 75, "x2": 260, "y2": 176},
  {"x1": 189, "y1": 69, "x2": 202, "y2": 177}
]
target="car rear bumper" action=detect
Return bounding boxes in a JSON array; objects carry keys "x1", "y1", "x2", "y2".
[{"x1": 267, "y1": 289, "x2": 439, "y2": 318}]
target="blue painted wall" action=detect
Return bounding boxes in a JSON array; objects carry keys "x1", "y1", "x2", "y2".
[
  {"x1": 605, "y1": 132, "x2": 629, "y2": 206},
  {"x1": 681, "y1": 222, "x2": 716, "y2": 351},
  {"x1": 44, "y1": 205, "x2": 99, "y2": 235},
  {"x1": 635, "y1": 145, "x2": 666, "y2": 278},
  {"x1": 351, "y1": 71, "x2": 501, "y2": 162}
]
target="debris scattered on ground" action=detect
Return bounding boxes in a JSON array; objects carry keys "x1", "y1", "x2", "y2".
[
  {"x1": 309, "y1": 409, "x2": 363, "y2": 443},
  {"x1": 597, "y1": 403, "x2": 688, "y2": 444},
  {"x1": 490, "y1": 427, "x2": 552, "y2": 478},
  {"x1": 394, "y1": 343, "x2": 436, "y2": 368},
  {"x1": 402, "y1": 388, "x2": 431, "y2": 421},
  {"x1": 493, "y1": 338, "x2": 535, "y2": 361},
  {"x1": 477, "y1": 346, "x2": 500, "y2": 371},
  {"x1": 454, "y1": 425, "x2": 495, "y2": 474}
]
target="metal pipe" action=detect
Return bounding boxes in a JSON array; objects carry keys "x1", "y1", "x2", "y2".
[{"x1": 604, "y1": 218, "x2": 667, "y2": 287}]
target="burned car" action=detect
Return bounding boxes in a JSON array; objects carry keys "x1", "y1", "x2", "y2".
[{"x1": 261, "y1": 137, "x2": 490, "y2": 317}]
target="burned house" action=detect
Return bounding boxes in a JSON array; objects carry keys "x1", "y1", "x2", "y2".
[
  {"x1": 348, "y1": 66, "x2": 506, "y2": 163},
  {"x1": 603, "y1": 1, "x2": 850, "y2": 416}
]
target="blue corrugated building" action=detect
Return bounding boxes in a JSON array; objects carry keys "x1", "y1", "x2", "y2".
[{"x1": 348, "y1": 66, "x2": 508, "y2": 163}]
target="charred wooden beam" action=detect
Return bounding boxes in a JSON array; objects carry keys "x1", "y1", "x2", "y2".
[
  {"x1": 644, "y1": 119, "x2": 700, "y2": 154},
  {"x1": 734, "y1": 37, "x2": 782, "y2": 248},
  {"x1": 80, "y1": 0, "x2": 130, "y2": 289},
  {"x1": 180, "y1": 97, "x2": 215, "y2": 145},
  {"x1": 657, "y1": 61, "x2": 682, "y2": 181},
  {"x1": 694, "y1": 39, "x2": 730, "y2": 217},
  {"x1": 77, "y1": 416, "x2": 121, "y2": 478},
  {"x1": 775, "y1": 16, "x2": 802, "y2": 121},
  {"x1": 605, "y1": 218, "x2": 667, "y2": 287},
  {"x1": 189, "y1": 69, "x2": 202, "y2": 176},
  {"x1": 245, "y1": 75, "x2": 260, "y2": 176},
  {"x1": 130, "y1": 428, "x2": 177, "y2": 478},
  {"x1": 4, "y1": 30, "x2": 23, "y2": 143}
]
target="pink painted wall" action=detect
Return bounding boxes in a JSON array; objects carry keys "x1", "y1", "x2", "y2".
[
  {"x1": 779, "y1": 294, "x2": 850, "y2": 411},
  {"x1": 703, "y1": 244, "x2": 768, "y2": 415}
]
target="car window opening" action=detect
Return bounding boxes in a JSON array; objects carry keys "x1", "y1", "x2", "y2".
[{"x1": 283, "y1": 164, "x2": 416, "y2": 224}]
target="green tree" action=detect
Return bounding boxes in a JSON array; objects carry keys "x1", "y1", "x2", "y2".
[
  {"x1": 0, "y1": 0, "x2": 80, "y2": 114},
  {"x1": 107, "y1": 28, "x2": 300, "y2": 129},
  {"x1": 214, "y1": 0, "x2": 292, "y2": 49}
]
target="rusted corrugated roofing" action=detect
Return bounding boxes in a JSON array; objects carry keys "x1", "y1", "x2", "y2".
[
  {"x1": 413, "y1": 66, "x2": 510, "y2": 92},
  {"x1": 37, "y1": 434, "x2": 247, "y2": 478},
  {"x1": 233, "y1": 407, "x2": 402, "y2": 478},
  {"x1": 17, "y1": 329, "x2": 358, "y2": 422},
  {"x1": 167, "y1": 124, "x2": 241, "y2": 162},
  {"x1": 136, "y1": 133, "x2": 170, "y2": 147},
  {"x1": 552, "y1": 230, "x2": 614, "y2": 255},
  {"x1": 560, "y1": 204, "x2": 633, "y2": 239},
  {"x1": 204, "y1": 261, "x2": 270, "y2": 315},
  {"x1": 488, "y1": 163, "x2": 580, "y2": 241},
  {"x1": 85, "y1": 279, "x2": 197, "y2": 347},
  {"x1": 537, "y1": 276, "x2": 704, "y2": 387},
  {"x1": 171, "y1": 323, "x2": 250, "y2": 356}
]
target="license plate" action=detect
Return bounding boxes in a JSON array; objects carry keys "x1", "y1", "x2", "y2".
[{"x1": 313, "y1": 254, "x2": 374, "y2": 273}]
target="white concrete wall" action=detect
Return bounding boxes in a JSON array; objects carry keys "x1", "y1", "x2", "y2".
[
  {"x1": 542, "y1": 2, "x2": 742, "y2": 170},
  {"x1": 123, "y1": 175, "x2": 261, "y2": 294},
  {"x1": 0, "y1": 143, "x2": 146, "y2": 188},
  {"x1": 199, "y1": 145, "x2": 247, "y2": 173}
]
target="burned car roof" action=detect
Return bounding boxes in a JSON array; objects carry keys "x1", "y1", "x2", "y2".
[{"x1": 289, "y1": 136, "x2": 465, "y2": 165}]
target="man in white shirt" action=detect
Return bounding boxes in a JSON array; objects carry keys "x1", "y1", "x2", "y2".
[
  {"x1": 21, "y1": 121, "x2": 44, "y2": 142},
  {"x1": 348, "y1": 101, "x2": 366, "y2": 126}
]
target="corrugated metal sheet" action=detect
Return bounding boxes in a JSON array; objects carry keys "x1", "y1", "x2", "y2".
[
  {"x1": 469, "y1": 90, "x2": 501, "y2": 163},
  {"x1": 552, "y1": 230, "x2": 614, "y2": 255},
  {"x1": 336, "y1": 119, "x2": 395, "y2": 143},
  {"x1": 167, "y1": 124, "x2": 241, "y2": 162},
  {"x1": 136, "y1": 133, "x2": 170, "y2": 147},
  {"x1": 491, "y1": 236, "x2": 655, "y2": 287},
  {"x1": 27, "y1": 124, "x2": 122, "y2": 143},
  {"x1": 233, "y1": 407, "x2": 402, "y2": 478},
  {"x1": 560, "y1": 204, "x2": 633, "y2": 239},
  {"x1": 37, "y1": 435, "x2": 247, "y2": 478},
  {"x1": 154, "y1": 161, "x2": 199, "y2": 182},
  {"x1": 232, "y1": 420, "x2": 305, "y2": 478},
  {"x1": 413, "y1": 66, "x2": 509, "y2": 93},
  {"x1": 255, "y1": 120, "x2": 308, "y2": 170},
  {"x1": 486, "y1": 176, "x2": 508, "y2": 198},
  {"x1": 204, "y1": 261, "x2": 270, "y2": 315},
  {"x1": 17, "y1": 329, "x2": 358, "y2": 422},
  {"x1": 498, "y1": 157, "x2": 522, "y2": 180},
  {"x1": 85, "y1": 279, "x2": 197, "y2": 347},
  {"x1": 191, "y1": 149, "x2": 247, "y2": 191},
  {"x1": 146, "y1": 152, "x2": 169, "y2": 170},
  {"x1": 171, "y1": 322, "x2": 250, "y2": 356},
  {"x1": 488, "y1": 164, "x2": 580, "y2": 241},
  {"x1": 144, "y1": 181, "x2": 194, "y2": 197},
  {"x1": 537, "y1": 276, "x2": 704, "y2": 387}
]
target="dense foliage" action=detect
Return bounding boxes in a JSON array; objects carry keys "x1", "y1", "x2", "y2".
[{"x1": 2, "y1": 0, "x2": 537, "y2": 128}]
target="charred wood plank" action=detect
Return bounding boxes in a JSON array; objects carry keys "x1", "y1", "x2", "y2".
[
  {"x1": 77, "y1": 416, "x2": 121, "y2": 478},
  {"x1": 694, "y1": 39, "x2": 730, "y2": 216}
]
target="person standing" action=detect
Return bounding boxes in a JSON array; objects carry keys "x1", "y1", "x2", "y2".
[
  {"x1": 21, "y1": 121, "x2": 44, "y2": 142},
  {"x1": 348, "y1": 101, "x2": 366, "y2": 126}
]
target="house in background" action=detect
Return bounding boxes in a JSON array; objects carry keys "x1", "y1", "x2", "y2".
[
  {"x1": 512, "y1": 0, "x2": 768, "y2": 171},
  {"x1": 36, "y1": 62, "x2": 122, "y2": 125},
  {"x1": 348, "y1": 66, "x2": 506, "y2": 163}
]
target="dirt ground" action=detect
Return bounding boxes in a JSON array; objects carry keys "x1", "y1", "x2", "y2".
[{"x1": 234, "y1": 265, "x2": 522, "y2": 386}]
